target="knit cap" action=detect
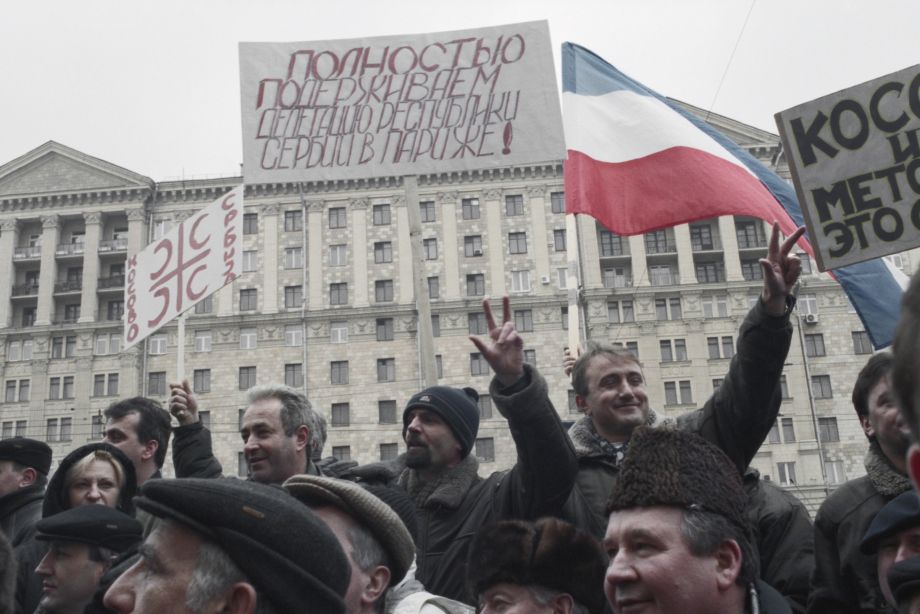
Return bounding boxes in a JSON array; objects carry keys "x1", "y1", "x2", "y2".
[{"x1": 403, "y1": 386, "x2": 480, "y2": 458}]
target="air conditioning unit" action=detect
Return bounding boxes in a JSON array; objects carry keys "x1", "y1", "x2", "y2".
[
  {"x1": 473, "y1": 249, "x2": 483, "y2": 256},
  {"x1": 804, "y1": 313, "x2": 819, "y2": 324},
  {"x1": 540, "y1": 275, "x2": 551, "y2": 285}
]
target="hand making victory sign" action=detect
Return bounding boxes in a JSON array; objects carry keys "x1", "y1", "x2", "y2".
[
  {"x1": 760, "y1": 221, "x2": 807, "y2": 316},
  {"x1": 469, "y1": 296, "x2": 525, "y2": 388}
]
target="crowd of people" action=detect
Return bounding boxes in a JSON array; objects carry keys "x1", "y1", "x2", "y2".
[{"x1": 0, "y1": 223, "x2": 918, "y2": 613}]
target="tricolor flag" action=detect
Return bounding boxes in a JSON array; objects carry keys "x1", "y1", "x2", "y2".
[{"x1": 562, "y1": 42, "x2": 905, "y2": 349}]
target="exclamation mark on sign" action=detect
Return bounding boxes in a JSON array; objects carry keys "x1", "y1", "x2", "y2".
[{"x1": 502, "y1": 122, "x2": 513, "y2": 154}]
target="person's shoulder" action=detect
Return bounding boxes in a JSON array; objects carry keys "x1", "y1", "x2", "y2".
[{"x1": 816, "y1": 476, "x2": 881, "y2": 521}]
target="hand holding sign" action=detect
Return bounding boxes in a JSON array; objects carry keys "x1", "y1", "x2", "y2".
[{"x1": 760, "y1": 222, "x2": 806, "y2": 316}]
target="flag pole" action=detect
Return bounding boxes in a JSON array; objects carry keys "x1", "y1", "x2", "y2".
[
  {"x1": 565, "y1": 212, "x2": 582, "y2": 352},
  {"x1": 176, "y1": 311, "x2": 187, "y2": 384}
]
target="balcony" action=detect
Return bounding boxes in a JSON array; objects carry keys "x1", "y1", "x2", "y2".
[
  {"x1": 54, "y1": 280, "x2": 83, "y2": 294},
  {"x1": 56, "y1": 243, "x2": 85, "y2": 257},
  {"x1": 98, "y1": 239, "x2": 128, "y2": 253},
  {"x1": 13, "y1": 246, "x2": 41, "y2": 260},
  {"x1": 11, "y1": 284, "x2": 39, "y2": 297},
  {"x1": 737, "y1": 237, "x2": 767, "y2": 250},
  {"x1": 603, "y1": 275, "x2": 633, "y2": 289},
  {"x1": 644, "y1": 242, "x2": 677, "y2": 255},
  {"x1": 98, "y1": 276, "x2": 125, "y2": 289}
]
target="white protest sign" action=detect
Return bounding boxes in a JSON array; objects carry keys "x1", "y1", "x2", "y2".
[
  {"x1": 239, "y1": 21, "x2": 564, "y2": 183},
  {"x1": 124, "y1": 185, "x2": 244, "y2": 349},
  {"x1": 775, "y1": 64, "x2": 920, "y2": 271}
]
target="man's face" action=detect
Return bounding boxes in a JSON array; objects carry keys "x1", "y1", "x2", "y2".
[
  {"x1": 240, "y1": 398, "x2": 306, "y2": 484},
  {"x1": 104, "y1": 519, "x2": 202, "y2": 614},
  {"x1": 877, "y1": 525, "x2": 920, "y2": 607},
  {"x1": 861, "y1": 377, "x2": 911, "y2": 464},
  {"x1": 0, "y1": 460, "x2": 28, "y2": 498},
  {"x1": 404, "y1": 408, "x2": 461, "y2": 472},
  {"x1": 68, "y1": 460, "x2": 121, "y2": 508},
  {"x1": 604, "y1": 506, "x2": 732, "y2": 614},
  {"x1": 36, "y1": 541, "x2": 106, "y2": 613},
  {"x1": 577, "y1": 355, "x2": 649, "y2": 441},
  {"x1": 103, "y1": 412, "x2": 152, "y2": 471},
  {"x1": 312, "y1": 505, "x2": 369, "y2": 614},
  {"x1": 479, "y1": 583, "x2": 558, "y2": 614}
]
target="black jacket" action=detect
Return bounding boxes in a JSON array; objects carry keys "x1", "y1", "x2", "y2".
[
  {"x1": 0, "y1": 485, "x2": 43, "y2": 548},
  {"x1": 344, "y1": 365, "x2": 578, "y2": 604}
]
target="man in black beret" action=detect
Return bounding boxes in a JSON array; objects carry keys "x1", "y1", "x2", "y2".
[
  {"x1": 103, "y1": 477, "x2": 350, "y2": 614},
  {"x1": 34, "y1": 505, "x2": 141, "y2": 614},
  {"x1": 861, "y1": 490, "x2": 920, "y2": 611},
  {"x1": 344, "y1": 297, "x2": 577, "y2": 604},
  {"x1": 0, "y1": 437, "x2": 51, "y2": 546}
]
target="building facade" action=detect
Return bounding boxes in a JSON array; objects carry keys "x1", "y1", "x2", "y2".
[{"x1": 0, "y1": 104, "x2": 914, "y2": 513}]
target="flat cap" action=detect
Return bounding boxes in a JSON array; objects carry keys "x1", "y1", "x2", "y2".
[
  {"x1": 0, "y1": 438, "x2": 52, "y2": 475},
  {"x1": 284, "y1": 475, "x2": 415, "y2": 585},
  {"x1": 136, "y1": 478, "x2": 349, "y2": 614},
  {"x1": 861, "y1": 490, "x2": 920, "y2": 554},
  {"x1": 36, "y1": 505, "x2": 141, "y2": 552}
]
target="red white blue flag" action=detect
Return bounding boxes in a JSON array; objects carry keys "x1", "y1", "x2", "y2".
[{"x1": 562, "y1": 42, "x2": 904, "y2": 348}]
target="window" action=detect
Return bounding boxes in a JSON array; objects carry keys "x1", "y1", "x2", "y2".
[
  {"x1": 7, "y1": 339, "x2": 32, "y2": 361},
  {"x1": 780, "y1": 375, "x2": 790, "y2": 399},
  {"x1": 664, "y1": 381, "x2": 692, "y2": 405},
  {"x1": 464, "y1": 235, "x2": 483, "y2": 257},
  {"x1": 427, "y1": 276, "x2": 440, "y2": 299},
  {"x1": 798, "y1": 252, "x2": 813, "y2": 275},
  {"x1": 655, "y1": 298, "x2": 682, "y2": 321},
  {"x1": 598, "y1": 230, "x2": 624, "y2": 257},
  {"x1": 329, "y1": 244, "x2": 347, "y2": 266},
  {"x1": 330, "y1": 321, "x2": 348, "y2": 343},
  {"x1": 645, "y1": 230, "x2": 675, "y2": 254},
  {"x1": 660, "y1": 340, "x2": 673, "y2": 363},
  {"x1": 284, "y1": 247, "x2": 303, "y2": 269},
  {"x1": 674, "y1": 339, "x2": 687, "y2": 361},
  {"x1": 468, "y1": 313, "x2": 487, "y2": 335},
  {"x1": 285, "y1": 363, "x2": 303, "y2": 388},
  {"x1": 15, "y1": 421, "x2": 25, "y2": 437},
  {"x1": 153, "y1": 220, "x2": 171, "y2": 240},
  {"x1": 508, "y1": 232, "x2": 528, "y2": 254},
  {"x1": 825, "y1": 460, "x2": 847, "y2": 485},
  {"x1": 553, "y1": 229, "x2": 567, "y2": 251},
  {"x1": 690, "y1": 224, "x2": 714, "y2": 250},
  {"x1": 470, "y1": 353, "x2": 490, "y2": 376},
  {"x1": 375, "y1": 280, "x2": 394, "y2": 302},
  {"x1": 373, "y1": 204, "x2": 391, "y2": 225},
  {"x1": 818, "y1": 417, "x2": 840, "y2": 442},
  {"x1": 331, "y1": 361, "x2": 349, "y2": 385},
  {"x1": 696, "y1": 262, "x2": 726, "y2": 283},
  {"x1": 505, "y1": 195, "x2": 524, "y2": 216},
  {"x1": 238, "y1": 366, "x2": 257, "y2": 390},
  {"x1": 777, "y1": 462, "x2": 797, "y2": 486},
  {"x1": 93, "y1": 333, "x2": 120, "y2": 356},
  {"x1": 326, "y1": 402, "x2": 349, "y2": 427},
  {"x1": 194, "y1": 296, "x2": 213, "y2": 314},
  {"x1": 478, "y1": 394, "x2": 493, "y2": 419},
  {"x1": 193, "y1": 330, "x2": 212, "y2": 352},
  {"x1": 423, "y1": 238, "x2": 438, "y2": 260},
  {"x1": 380, "y1": 443, "x2": 399, "y2": 461},
  {"x1": 199, "y1": 411, "x2": 210, "y2": 429},
  {"x1": 568, "y1": 390, "x2": 578, "y2": 413},
  {"x1": 105, "y1": 301, "x2": 122, "y2": 321},
  {"x1": 466, "y1": 274, "x2": 485, "y2": 296},
  {"x1": 781, "y1": 417, "x2": 796, "y2": 442},
  {"x1": 193, "y1": 369, "x2": 211, "y2": 394},
  {"x1": 329, "y1": 283, "x2": 348, "y2": 305},
  {"x1": 149, "y1": 335, "x2": 167, "y2": 355},
  {"x1": 419, "y1": 201, "x2": 436, "y2": 222},
  {"x1": 767, "y1": 421, "x2": 781, "y2": 444},
  {"x1": 513, "y1": 309, "x2": 533, "y2": 332},
  {"x1": 561, "y1": 307, "x2": 569, "y2": 330},
  {"x1": 239, "y1": 289, "x2": 257, "y2": 311},
  {"x1": 22, "y1": 308, "x2": 36, "y2": 327},
  {"x1": 679, "y1": 380, "x2": 693, "y2": 404},
  {"x1": 799, "y1": 294, "x2": 818, "y2": 316},
  {"x1": 664, "y1": 382, "x2": 678, "y2": 406},
  {"x1": 649, "y1": 265, "x2": 675, "y2": 286},
  {"x1": 511, "y1": 270, "x2": 531, "y2": 293},
  {"x1": 435, "y1": 355, "x2": 443, "y2": 379},
  {"x1": 805, "y1": 333, "x2": 826, "y2": 357},
  {"x1": 462, "y1": 197, "x2": 481, "y2": 220},
  {"x1": 329, "y1": 207, "x2": 347, "y2": 229},
  {"x1": 284, "y1": 285, "x2": 303, "y2": 309},
  {"x1": 712, "y1": 378, "x2": 723, "y2": 391},
  {"x1": 49, "y1": 377, "x2": 62, "y2": 400},
  {"x1": 243, "y1": 213, "x2": 258, "y2": 234},
  {"x1": 550, "y1": 191, "x2": 565, "y2": 213},
  {"x1": 286, "y1": 324, "x2": 304, "y2": 346},
  {"x1": 741, "y1": 259, "x2": 763, "y2": 281},
  {"x1": 239, "y1": 328, "x2": 257, "y2": 350},
  {"x1": 46, "y1": 419, "x2": 58, "y2": 442},
  {"x1": 607, "y1": 302, "x2": 621, "y2": 323},
  {"x1": 332, "y1": 446, "x2": 351, "y2": 462},
  {"x1": 736, "y1": 220, "x2": 766, "y2": 248},
  {"x1": 91, "y1": 415, "x2": 103, "y2": 439},
  {"x1": 378, "y1": 400, "x2": 398, "y2": 424},
  {"x1": 61, "y1": 417, "x2": 72, "y2": 441},
  {"x1": 722, "y1": 336, "x2": 734, "y2": 359},
  {"x1": 811, "y1": 375, "x2": 833, "y2": 399},
  {"x1": 374, "y1": 242, "x2": 393, "y2": 264},
  {"x1": 376, "y1": 318, "x2": 394, "y2": 341},
  {"x1": 706, "y1": 336, "x2": 734, "y2": 359},
  {"x1": 377, "y1": 358, "x2": 396, "y2": 382},
  {"x1": 4, "y1": 382, "x2": 15, "y2": 403},
  {"x1": 148, "y1": 372, "x2": 166, "y2": 396},
  {"x1": 852, "y1": 331, "x2": 872, "y2": 354},
  {"x1": 242, "y1": 250, "x2": 258, "y2": 272},
  {"x1": 603, "y1": 267, "x2": 631, "y2": 288},
  {"x1": 284, "y1": 210, "x2": 303, "y2": 232},
  {"x1": 475, "y1": 438, "x2": 495, "y2": 462},
  {"x1": 621, "y1": 301, "x2": 635, "y2": 323},
  {"x1": 94, "y1": 374, "x2": 115, "y2": 397},
  {"x1": 557, "y1": 267, "x2": 568, "y2": 289},
  {"x1": 238, "y1": 453, "x2": 247, "y2": 478},
  {"x1": 701, "y1": 295, "x2": 729, "y2": 318}
]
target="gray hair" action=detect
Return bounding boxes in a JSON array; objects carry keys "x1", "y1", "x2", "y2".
[
  {"x1": 246, "y1": 384, "x2": 317, "y2": 448},
  {"x1": 186, "y1": 538, "x2": 278, "y2": 614},
  {"x1": 680, "y1": 508, "x2": 757, "y2": 587},
  {"x1": 528, "y1": 585, "x2": 590, "y2": 614},
  {"x1": 571, "y1": 340, "x2": 642, "y2": 398},
  {"x1": 346, "y1": 523, "x2": 390, "y2": 613},
  {"x1": 311, "y1": 412, "x2": 328, "y2": 460}
]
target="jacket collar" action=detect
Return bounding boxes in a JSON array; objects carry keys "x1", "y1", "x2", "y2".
[
  {"x1": 0, "y1": 483, "x2": 44, "y2": 517},
  {"x1": 400, "y1": 454, "x2": 480, "y2": 510},
  {"x1": 865, "y1": 440, "x2": 912, "y2": 498},
  {"x1": 568, "y1": 411, "x2": 665, "y2": 460}
]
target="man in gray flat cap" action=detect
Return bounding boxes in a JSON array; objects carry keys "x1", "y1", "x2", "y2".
[{"x1": 0, "y1": 438, "x2": 51, "y2": 546}]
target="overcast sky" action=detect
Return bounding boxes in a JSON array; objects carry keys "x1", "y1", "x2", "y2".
[{"x1": 2, "y1": 0, "x2": 917, "y2": 181}]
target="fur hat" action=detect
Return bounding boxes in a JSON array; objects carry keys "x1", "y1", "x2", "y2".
[
  {"x1": 606, "y1": 427, "x2": 748, "y2": 534},
  {"x1": 467, "y1": 517, "x2": 607, "y2": 613},
  {"x1": 403, "y1": 386, "x2": 480, "y2": 458}
]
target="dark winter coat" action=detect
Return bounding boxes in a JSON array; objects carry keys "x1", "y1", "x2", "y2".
[
  {"x1": 344, "y1": 365, "x2": 577, "y2": 604},
  {"x1": 807, "y1": 441, "x2": 911, "y2": 614},
  {"x1": 14, "y1": 443, "x2": 136, "y2": 614},
  {"x1": 0, "y1": 485, "x2": 44, "y2": 548}
]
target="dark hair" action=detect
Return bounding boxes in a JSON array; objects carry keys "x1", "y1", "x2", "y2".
[
  {"x1": 893, "y1": 273, "x2": 920, "y2": 442},
  {"x1": 680, "y1": 508, "x2": 757, "y2": 588},
  {"x1": 851, "y1": 353, "x2": 894, "y2": 419},
  {"x1": 104, "y1": 397, "x2": 172, "y2": 468},
  {"x1": 570, "y1": 340, "x2": 641, "y2": 398}
]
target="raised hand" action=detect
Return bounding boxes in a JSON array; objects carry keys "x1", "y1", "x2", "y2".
[
  {"x1": 562, "y1": 345, "x2": 582, "y2": 378},
  {"x1": 168, "y1": 379, "x2": 199, "y2": 426},
  {"x1": 759, "y1": 222, "x2": 806, "y2": 316},
  {"x1": 469, "y1": 296, "x2": 525, "y2": 387}
]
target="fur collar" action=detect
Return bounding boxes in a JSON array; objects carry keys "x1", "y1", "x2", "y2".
[
  {"x1": 568, "y1": 411, "x2": 667, "y2": 459},
  {"x1": 865, "y1": 440, "x2": 912, "y2": 498},
  {"x1": 399, "y1": 454, "x2": 480, "y2": 510}
]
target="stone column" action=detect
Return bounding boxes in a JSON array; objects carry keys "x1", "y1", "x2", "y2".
[
  {"x1": 261, "y1": 204, "x2": 279, "y2": 314},
  {"x1": 126, "y1": 208, "x2": 147, "y2": 258},
  {"x1": 719, "y1": 216, "x2": 744, "y2": 281},
  {"x1": 0, "y1": 220, "x2": 19, "y2": 328},
  {"x1": 307, "y1": 201, "x2": 324, "y2": 311},
  {"x1": 351, "y1": 199, "x2": 369, "y2": 307},
  {"x1": 577, "y1": 215, "x2": 602, "y2": 288},
  {"x1": 483, "y1": 189, "x2": 506, "y2": 297},
  {"x1": 438, "y1": 192, "x2": 460, "y2": 300},
  {"x1": 79, "y1": 212, "x2": 102, "y2": 323},
  {"x1": 674, "y1": 224, "x2": 698, "y2": 285},
  {"x1": 629, "y1": 235, "x2": 649, "y2": 287},
  {"x1": 395, "y1": 196, "x2": 414, "y2": 304},
  {"x1": 527, "y1": 186, "x2": 552, "y2": 294},
  {"x1": 35, "y1": 215, "x2": 60, "y2": 326}
]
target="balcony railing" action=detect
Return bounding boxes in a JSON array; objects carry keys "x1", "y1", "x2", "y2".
[
  {"x1": 98, "y1": 239, "x2": 128, "y2": 252},
  {"x1": 11, "y1": 284, "x2": 39, "y2": 297},
  {"x1": 645, "y1": 242, "x2": 677, "y2": 255},
  {"x1": 98, "y1": 275, "x2": 125, "y2": 289},
  {"x1": 603, "y1": 276, "x2": 633, "y2": 289},
  {"x1": 54, "y1": 280, "x2": 83, "y2": 293},
  {"x1": 736, "y1": 236, "x2": 767, "y2": 249},
  {"x1": 55, "y1": 243, "x2": 85, "y2": 256},
  {"x1": 13, "y1": 246, "x2": 41, "y2": 259}
]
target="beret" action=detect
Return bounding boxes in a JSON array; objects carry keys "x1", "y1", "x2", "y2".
[
  {"x1": 861, "y1": 490, "x2": 920, "y2": 554},
  {"x1": 284, "y1": 475, "x2": 416, "y2": 586},
  {"x1": 0, "y1": 438, "x2": 52, "y2": 475},
  {"x1": 36, "y1": 505, "x2": 141, "y2": 552},
  {"x1": 136, "y1": 478, "x2": 350, "y2": 614}
]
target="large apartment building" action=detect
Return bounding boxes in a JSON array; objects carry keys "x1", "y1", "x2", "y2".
[{"x1": 0, "y1": 103, "x2": 914, "y2": 513}]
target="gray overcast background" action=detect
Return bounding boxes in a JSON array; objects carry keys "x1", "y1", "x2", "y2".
[{"x1": 2, "y1": 0, "x2": 917, "y2": 181}]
